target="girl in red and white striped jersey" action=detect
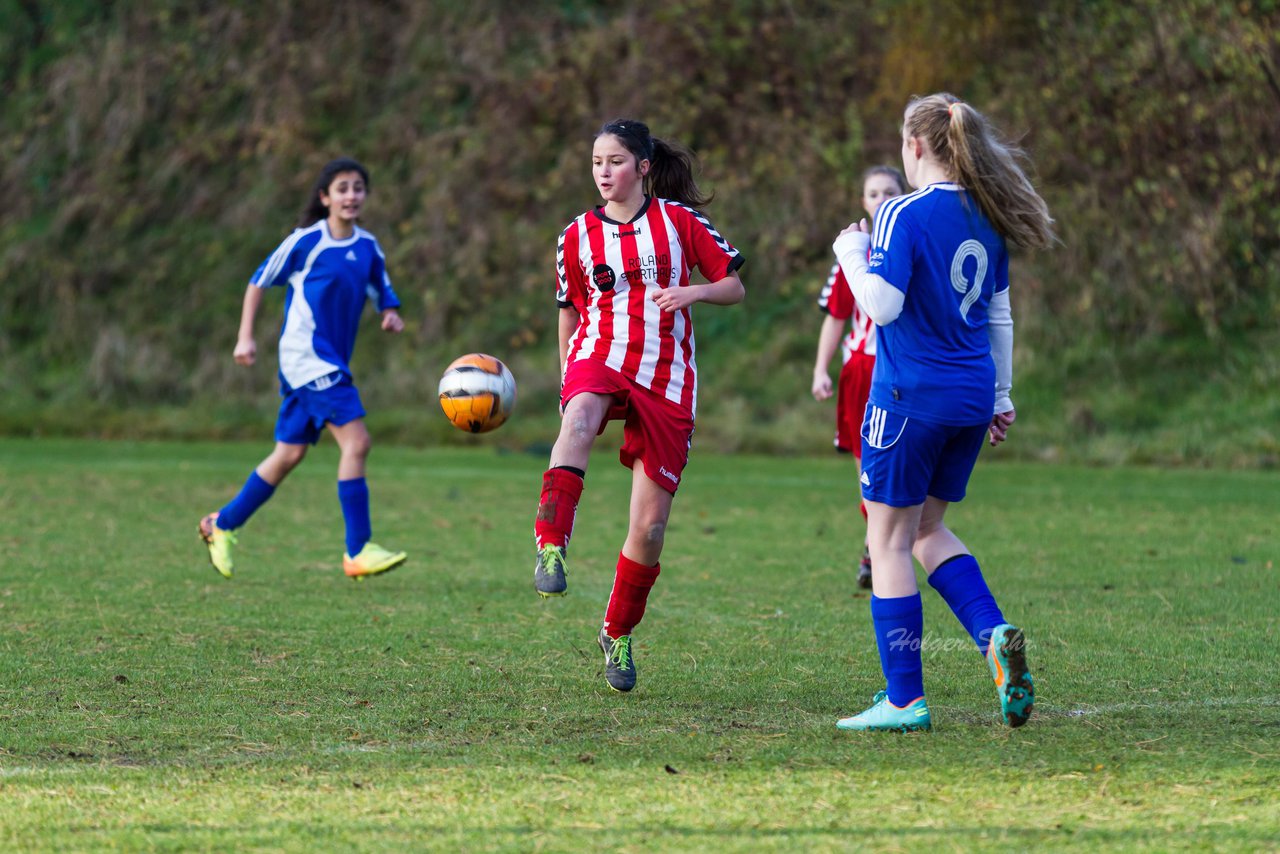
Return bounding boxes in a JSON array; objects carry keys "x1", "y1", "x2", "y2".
[
  {"x1": 533, "y1": 119, "x2": 745, "y2": 692},
  {"x1": 811, "y1": 166, "x2": 906, "y2": 589}
]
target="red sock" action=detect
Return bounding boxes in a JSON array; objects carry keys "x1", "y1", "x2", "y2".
[
  {"x1": 859, "y1": 498, "x2": 868, "y2": 521},
  {"x1": 534, "y1": 467, "x2": 584, "y2": 548},
  {"x1": 604, "y1": 553, "x2": 661, "y2": 638}
]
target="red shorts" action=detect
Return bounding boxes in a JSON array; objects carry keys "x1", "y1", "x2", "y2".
[
  {"x1": 835, "y1": 351, "x2": 874, "y2": 456},
  {"x1": 561, "y1": 359, "x2": 694, "y2": 494}
]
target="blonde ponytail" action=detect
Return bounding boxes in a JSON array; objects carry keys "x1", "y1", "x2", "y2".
[{"x1": 906, "y1": 93, "x2": 1056, "y2": 250}]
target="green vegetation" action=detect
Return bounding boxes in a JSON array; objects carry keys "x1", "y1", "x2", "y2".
[
  {"x1": 0, "y1": 1, "x2": 1277, "y2": 464},
  {"x1": 1, "y1": 439, "x2": 1277, "y2": 850}
]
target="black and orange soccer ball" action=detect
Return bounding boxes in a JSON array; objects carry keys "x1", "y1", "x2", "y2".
[{"x1": 437, "y1": 353, "x2": 517, "y2": 433}]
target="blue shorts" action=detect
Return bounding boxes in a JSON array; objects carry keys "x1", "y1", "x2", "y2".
[
  {"x1": 275, "y1": 373, "x2": 365, "y2": 445},
  {"x1": 859, "y1": 404, "x2": 987, "y2": 507}
]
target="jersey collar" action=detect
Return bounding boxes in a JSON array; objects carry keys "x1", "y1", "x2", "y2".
[
  {"x1": 321, "y1": 220, "x2": 361, "y2": 246},
  {"x1": 592, "y1": 196, "x2": 652, "y2": 225}
]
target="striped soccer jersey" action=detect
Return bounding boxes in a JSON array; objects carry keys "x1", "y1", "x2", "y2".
[
  {"x1": 866, "y1": 182, "x2": 1009, "y2": 425},
  {"x1": 817, "y1": 261, "x2": 877, "y2": 362},
  {"x1": 556, "y1": 197, "x2": 744, "y2": 416},
  {"x1": 250, "y1": 220, "x2": 401, "y2": 392}
]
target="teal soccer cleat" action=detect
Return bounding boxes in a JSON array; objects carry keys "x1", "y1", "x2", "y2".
[
  {"x1": 987, "y1": 623, "x2": 1035, "y2": 728},
  {"x1": 836, "y1": 690, "x2": 932, "y2": 732}
]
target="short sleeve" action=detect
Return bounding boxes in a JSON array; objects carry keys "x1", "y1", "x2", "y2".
[
  {"x1": 867, "y1": 199, "x2": 914, "y2": 293},
  {"x1": 367, "y1": 238, "x2": 401, "y2": 311},
  {"x1": 994, "y1": 244, "x2": 1009, "y2": 295},
  {"x1": 671, "y1": 203, "x2": 744, "y2": 282},
  {"x1": 250, "y1": 229, "x2": 308, "y2": 288},
  {"x1": 556, "y1": 222, "x2": 586, "y2": 308},
  {"x1": 819, "y1": 261, "x2": 853, "y2": 320}
]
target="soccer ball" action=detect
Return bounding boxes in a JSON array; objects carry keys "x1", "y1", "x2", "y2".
[{"x1": 437, "y1": 353, "x2": 517, "y2": 433}]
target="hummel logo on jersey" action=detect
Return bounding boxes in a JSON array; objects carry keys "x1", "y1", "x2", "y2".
[
  {"x1": 860, "y1": 471, "x2": 870, "y2": 486},
  {"x1": 345, "y1": 249, "x2": 357, "y2": 261},
  {"x1": 611, "y1": 227, "x2": 643, "y2": 238},
  {"x1": 658, "y1": 466, "x2": 679, "y2": 485}
]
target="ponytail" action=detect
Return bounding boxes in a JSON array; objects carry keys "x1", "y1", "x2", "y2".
[
  {"x1": 297, "y1": 157, "x2": 370, "y2": 229},
  {"x1": 597, "y1": 119, "x2": 713, "y2": 209},
  {"x1": 905, "y1": 93, "x2": 1055, "y2": 250}
]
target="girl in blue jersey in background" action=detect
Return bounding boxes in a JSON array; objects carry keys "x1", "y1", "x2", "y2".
[
  {"x1": 199, "y1": 158, "x2": 408, "y2": 581},
  {"x1": 832, "y1": 94, "x2": 1055, "y2": 731}
]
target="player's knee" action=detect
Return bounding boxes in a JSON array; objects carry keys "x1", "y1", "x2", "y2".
[
  {"x1": 344, "y1": 433, "x2": 372, "y2": 460},
  {"x1": 642, "y1": 520, "x2": 666, "y2": 546},
  {"x1": 276, "y1": 444, "x2": 308, "y2": 469},
  {"x1": 564, "y1": 414, "x2": 598, "y2": 446}
]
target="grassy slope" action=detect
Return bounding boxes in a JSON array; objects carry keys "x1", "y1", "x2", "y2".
[
  {"x1": 3, "y1": 3, "x2": 1278, "y2": 469},
  {"x1": 0, "y1": 438, "x2": 1276, "y2": 850}
]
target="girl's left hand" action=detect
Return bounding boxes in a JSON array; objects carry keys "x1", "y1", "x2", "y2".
[
  {"x1": 988, "y1": 409, "x2": 1016, "y2": 446},
  {"x1": 651, "y1": 286, "x2": 699, "y2": 313},
  {"x1": 381, "y1": 309, "x2": 405, "y2": 333}
]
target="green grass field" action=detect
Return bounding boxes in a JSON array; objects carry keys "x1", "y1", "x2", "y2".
[{"x1": 0, "y1": 437, "x2": 1276, "y2": 852}]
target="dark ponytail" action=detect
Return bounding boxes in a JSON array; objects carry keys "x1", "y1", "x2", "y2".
[
  {"x1": 597, "y1": 119, "x2": 713, "y2": 209},
  {"x1": 297, "y1": 157, "x2": 371, "y2": 229}
]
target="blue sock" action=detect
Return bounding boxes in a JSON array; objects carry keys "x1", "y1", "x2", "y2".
[
  {"x1": 870, "y1": 593, "x2": 925, "y2": 707},
  {"x1": 338, "y1": 477, "x2": 371, "y2": 557},
  {"x1": 217, "y1": 471, "x2": 276, "y2": 530},
  {"x1": 927, "y1": 554, "x2": 1006, "y2": 653}
]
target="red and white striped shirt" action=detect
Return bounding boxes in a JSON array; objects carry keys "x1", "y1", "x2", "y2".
[
  {"x1": 557, "y1": 197, "x2": 744, "y2": 416},
  {"x1": 817, "y1": 261, "x2": 876, "y2": 362}
]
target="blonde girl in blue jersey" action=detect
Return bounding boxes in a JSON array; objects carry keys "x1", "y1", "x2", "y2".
[
  {"x1": 832, "y1": 94, "x2": 1055, "y2": 731},
  {"x1": 199, "y1": 158, "x2": 408, "y2": 581}
]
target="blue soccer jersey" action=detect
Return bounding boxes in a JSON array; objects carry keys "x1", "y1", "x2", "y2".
[
  {"x1": 250, "y1": 221, "x2": 401, "y2": 392},
  {"x1": 866, "y1": 183, "x2": 1009, "y2": 425}
]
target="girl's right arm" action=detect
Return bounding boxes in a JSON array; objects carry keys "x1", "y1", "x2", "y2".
[
  {"x1": 811, "y1": 313, "x2": 843, "y2": 401},
  {"x1": 234, "y1": 285, "x2": 266, "y2": 366},
  {"x1": 833, "y1": 221, "x2": 905, "y2": 325}
]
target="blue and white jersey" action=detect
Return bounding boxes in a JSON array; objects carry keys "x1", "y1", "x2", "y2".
[
  {"x1": 866, "y1": 183, "x2": 1010, "y2": 425},
  {"x1": 250, "y1": 221, "x2": 401, "y2": 392}
]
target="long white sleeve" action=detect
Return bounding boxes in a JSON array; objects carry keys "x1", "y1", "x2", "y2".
[
  {"x1": 988, "y1": 288, "x2": 1014, "y2": 414},
  {"x1": 832, "y1": 230, "x2": 905, "y2": 325}
]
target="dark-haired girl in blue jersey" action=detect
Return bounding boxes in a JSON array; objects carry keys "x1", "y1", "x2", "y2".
[
  {"x1": 832, "y1": 94, "x2": 1055, "y2": 732},
  {"x1": 199, "y1": 158, "x2": 408, "y2": 581}
]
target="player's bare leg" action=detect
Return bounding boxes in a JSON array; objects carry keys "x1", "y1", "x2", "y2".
[
  {"x1": 598, "y1": 466, "x2": 672, "y2": 692},
  {"x1": 837, "y1": 500, "x2": 933, "y2": 731},
  {"x1": 916, "y1": 496, "x2": 1033, "y2": 726},
  {"x1": 328, "y1": 419, "x2": 405, "y2": 579},
  {"x1": 535, "y1": 393, "x2": 612, "y2": 597},
  {"x1": 199, "y1": 442, "x2": 307, "y2": 579}
]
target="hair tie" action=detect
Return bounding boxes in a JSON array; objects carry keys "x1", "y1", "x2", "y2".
[{"x1": 948, "y1": 102, "x2": 961, "y2": 117}]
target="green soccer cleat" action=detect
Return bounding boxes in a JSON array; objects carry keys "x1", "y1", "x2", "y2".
[
  {"x1": 987, "y1": 623, "x2": 1035, "y2": 728},
  {"x1": 836, "y1": 690, "x2": 932, "y2": 732},
  {"x1": 198, "y1": 512, "x2": 236, "y2": 579},
  {"x1": 598, "y1": 627, "x2": 637, "y2": 692},
  {"x1": 534, "y1": 543, "x2": 568, "y2": 597},
  {"x1": 344, "y1": 542, "x2": 407, "y2": 580}
]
